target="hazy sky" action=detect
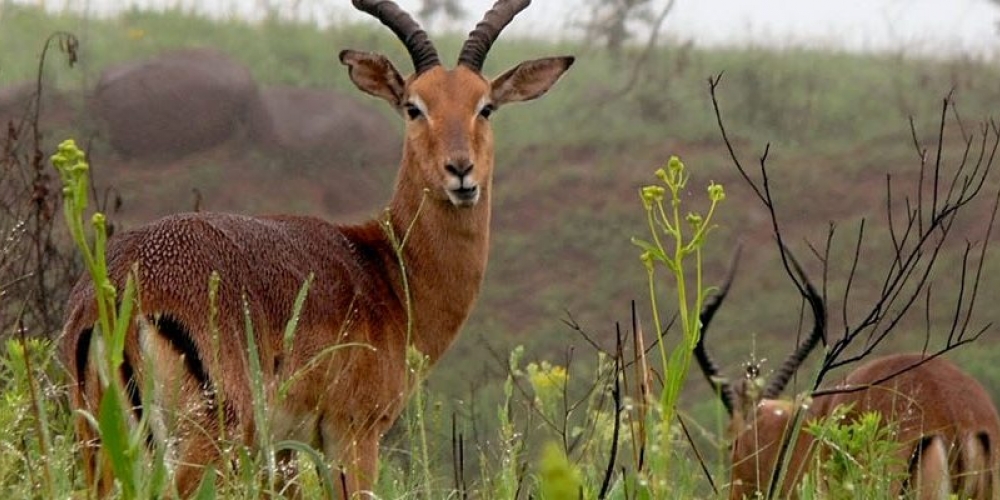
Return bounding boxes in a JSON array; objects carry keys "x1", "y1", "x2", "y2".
[{"x1": 45, "y1": 0, "x2": 1000, "y2": 57}]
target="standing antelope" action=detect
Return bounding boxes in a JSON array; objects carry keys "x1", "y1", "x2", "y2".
[
  {"x1": 60, "y1": 0, "x2": 573, "y2": 496},
  {"x1": 695, "y1": 267, "x2": 1000, "y2": 499}
]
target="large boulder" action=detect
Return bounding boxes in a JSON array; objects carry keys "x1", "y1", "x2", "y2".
[
  {"x1": 248, "y1": 85, "x2": 400, "y2": 171},
  {"x1": 91, "y1": 48, "x2": 258, "y2": 159}
]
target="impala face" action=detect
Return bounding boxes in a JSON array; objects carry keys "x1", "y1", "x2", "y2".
[
  {"x1": 405, "y1": 66, "x2": 494, "y2": 207},
  {"x1": 340, "y1": 49, "x2": 572, "y2": 210}
]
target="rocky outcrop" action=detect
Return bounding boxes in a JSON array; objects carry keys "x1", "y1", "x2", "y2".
[
  {"x1": 91, "y1": 48, "x2": 258, "y2": 159},
  {"x1": 248, "y1": 85, "x2": 400, "y2": 171}
]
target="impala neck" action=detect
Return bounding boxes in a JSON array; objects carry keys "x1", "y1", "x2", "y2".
[{"x1": 382, "y1": 152, "x2": 493, "y2": 364}]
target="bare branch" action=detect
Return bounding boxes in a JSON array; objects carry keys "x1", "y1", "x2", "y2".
[{"x1": 708, "y1": 79, "x2": 999, "y2": 393}]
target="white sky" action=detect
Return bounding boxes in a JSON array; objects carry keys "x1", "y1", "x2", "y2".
[{"x1": 31, "y1": 0, "x2": 1000, "y2": 57}]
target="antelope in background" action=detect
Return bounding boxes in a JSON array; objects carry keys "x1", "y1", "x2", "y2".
[
  {"x1": 694, "y1": 259, "x2": 1000, "y2": 499},
  {"x1": 60, "y1": 0, "x2": 572, "y2": 496}
]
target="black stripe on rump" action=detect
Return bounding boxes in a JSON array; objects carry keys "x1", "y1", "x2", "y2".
[
  {"x1": 74, "y1": 327, "x2": 93, "y2": 389},
  {"x1": 151, "y1": 314, "x2": 211, "y2": 391}
]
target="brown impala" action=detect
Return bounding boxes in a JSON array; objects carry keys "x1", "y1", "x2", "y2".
[
  {"x1": 61, "y1": 0, "x2": 573, "y2": 496},
  {"x1": 695, "y1": 263, "x2": 1000, "y2": 499}
]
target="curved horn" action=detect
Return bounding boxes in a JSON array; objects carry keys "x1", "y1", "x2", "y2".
[
  {"x1": 761, "y1": 250, "x2": 826, "y2": 399},
  {"x1": 693, "y1": 248, "x2": 741, "y2": 415},
  {"x1": 458, "y1": 0, "x2": 531, "y2": 72},
  {"x1": 352, "y1": 0, "x2": 440, "y2": 74}
]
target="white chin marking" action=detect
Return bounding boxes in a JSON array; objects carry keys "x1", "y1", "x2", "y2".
[
  {"x1": 447, "y1": 185, "x2": 480, "y2": 207},
  {"x1": 448, "y1": 190, "x2": 479, "y2": 207}
]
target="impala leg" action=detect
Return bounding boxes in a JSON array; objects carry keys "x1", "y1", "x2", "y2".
[
  {"x1": 72, "y1": 367, "x2": 116, "y2": 497},
  {"x1": 342, "y1": 435, "x2": 380, "y2": 500},
  {"x1": 911, "y1": 436, "x2": 951, "y2": 500},
  {"x1": 172, "y1": 428, "x2": 221, "y2": 497},
  {"x1": 323, "y1": 423, "x2": 381, "y2": 500},
  {"x1": 986, "y1": 432, "x2": 999, "y2": 500},
  {"x1": 72, "y1": 328, "x2": 122, "y2": 498},
  {"x1": 140, "y1": 321, "x2": 226, "y2": 497},
  {"x1": 174, "y1": 421, "x2": 299, "y2": 498},
  {"x1": 162, "y1": 388, "x2": 228, "y2": 497},
  {"x1": 955, "y1": 432, "x2": 993, "y2": 500}
]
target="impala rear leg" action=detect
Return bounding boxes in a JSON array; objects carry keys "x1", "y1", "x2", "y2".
[
  {"x1": 71, "y1": 328, "x2": 117, "y2": 496},
  {"x1": 910, "y1": 435, "x2": 951, "y2": 500},
  {"x1": 139, "y1": 317, "x2": 230, "y2": 496},
  {"x1": 72, "y1": 326, "x2": 150, "y2": 497},
  {"x1": 954, "y1": 432, "x2": 994, "y2": 500}
]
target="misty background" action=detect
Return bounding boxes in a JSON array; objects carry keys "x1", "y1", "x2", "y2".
[{"x1": 19, "y1": 0, "x2": 1000, "y2": 57}]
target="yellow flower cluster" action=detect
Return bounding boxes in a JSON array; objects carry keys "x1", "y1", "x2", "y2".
[{"x1": 526, "y1": 361, "x2": 568, "y2": 394}]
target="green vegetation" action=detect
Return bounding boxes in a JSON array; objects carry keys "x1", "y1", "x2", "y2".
[
  {"x1": 3, "y1": 3, "x2": 1000, "y2": 498},
  {"x1": 801, "y1": 407, "x2": 906, "y2": 499},
  {"x1": 53, "y1": 139, "x2": 160, "y2": 500},
  {"x1": 632, "y1": 156, "x2": 725, "y2": 483}
]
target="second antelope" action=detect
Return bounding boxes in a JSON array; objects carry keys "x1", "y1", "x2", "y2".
[
  {"x1": 60, "y1": 0, "x2": 573, "y2": 497},
  {"x1": 695, "y1": 263, "x2": 1000, "y2": 499}
]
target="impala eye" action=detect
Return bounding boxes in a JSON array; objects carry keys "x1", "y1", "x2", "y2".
[
  {"x1": 479, "y1": 104, "x2": 495, "y2": 120},
  {"x1": 405, "y1": 103, "x2": 423, "y2": 120}
]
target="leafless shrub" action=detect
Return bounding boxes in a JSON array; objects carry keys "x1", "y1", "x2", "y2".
[{"x1": 0, "y1": 33, "x2": 93, "y2": 339}]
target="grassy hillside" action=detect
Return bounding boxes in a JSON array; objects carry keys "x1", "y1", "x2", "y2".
[{"x1": 3, "y1": 3, "x2": 1000, "y2": 497}]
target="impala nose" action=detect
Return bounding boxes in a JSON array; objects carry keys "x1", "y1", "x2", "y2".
[
  {"x1": 446, "y1": 159, "x2": 474, "y2": 178},
  {"x1": 444, "y1": 157, "x2": 479, "y2": 207}
]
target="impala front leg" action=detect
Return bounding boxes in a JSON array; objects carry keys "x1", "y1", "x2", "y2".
[{"x1": 324, "y1": 425, "x2": 381, "y2": 499}]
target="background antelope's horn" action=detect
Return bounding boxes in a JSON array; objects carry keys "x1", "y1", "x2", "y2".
[
  {"x1": 693, "y1": 248, "x2": 741, "y2": 415},
  {"x1": 762, "y1": 251, "x2": 826, "y2": 399},
  {"x1": 352, "y1": 0, "x2": 440, "y2": 74},
  {"x1": 457, "y1": 0, "x2": 531, "y2": 72}
]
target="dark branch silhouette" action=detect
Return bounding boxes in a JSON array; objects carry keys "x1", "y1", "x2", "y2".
[{"x1": 703, "y1": 74, "x2": 999, "y2": 401}]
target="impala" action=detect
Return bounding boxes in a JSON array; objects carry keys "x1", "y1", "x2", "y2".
[
  {"x1": 60, "y1": 0, "x2": 572, "y2": 496},
  {"x1": 695, "y1": 265, "x2": 1000, "y2": 499}
]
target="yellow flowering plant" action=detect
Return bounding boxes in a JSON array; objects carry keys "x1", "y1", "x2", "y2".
[{"x1": 631, "y1": 155, "x2": 725, "y2": 481}]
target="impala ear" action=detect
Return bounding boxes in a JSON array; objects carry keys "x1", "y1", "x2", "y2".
[
  {"x1": 490, "y1": 56, "x2": 574, "y2": 106},
  {"x1": 340, "y1": 49, "x2": 407, "y2": 108}
]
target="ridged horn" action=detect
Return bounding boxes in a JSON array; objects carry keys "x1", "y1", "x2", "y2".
[
  {"x1": 693, "y1": 248, "x2": 741, "y2": 415},
  {"x1": 761, "y1": 250, "x2": 826, "y2": 399},
  {"x1": 458, "y1": 0, "x2": 531, "y2": 72},
  {"x1": 352, "y1": 0, "x2": 440, "y2": 74}
]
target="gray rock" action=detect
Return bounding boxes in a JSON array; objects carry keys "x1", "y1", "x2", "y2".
[
  {"x1": 248, "y1": 85, "x2": 400, "y2": 171},
  {"x1": 92, "y1": 48, "x2": 257, "y2": 159}
]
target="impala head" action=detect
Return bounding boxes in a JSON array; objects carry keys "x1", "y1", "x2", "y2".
[
  {"x1": 694, "y1": 251, "x2": 826, "y2": 434},
  {"x1": 340, "y1": 0, "x2": 573, "y2": 208},
  {"x1": 694, "y1": 252, "x2": 827, "y2": 498}
]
